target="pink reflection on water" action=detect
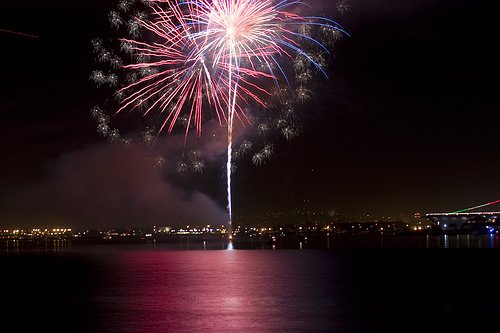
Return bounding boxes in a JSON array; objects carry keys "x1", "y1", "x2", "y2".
[{"x1": 96, "y1": 250, "x2": 339, "y2": 332}]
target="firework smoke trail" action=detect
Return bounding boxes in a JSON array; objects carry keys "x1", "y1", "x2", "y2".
[{"x1": 105, "y1": 0, "x2": 347, "y2": 233}]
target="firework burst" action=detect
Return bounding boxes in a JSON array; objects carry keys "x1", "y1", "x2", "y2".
[{"x1": 91, "y1": 0, "x2": 348, "y2": 231}]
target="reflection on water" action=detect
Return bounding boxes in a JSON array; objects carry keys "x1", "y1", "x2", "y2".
[
  {"x1": 1, "y1": 234, "x2": 500, "y2": 253},
  {"x1": 93, "y1": 250, "x2": 347, "y2": 332},
  {"x1": 3, "y1": 242, "x2": 500, "y2": 332},
  {"x1": 0, "y1": 238, "x2": 72, "y2": 253},
  {"x1": 425, "y1": 234, "x2": 499, "y2": 249},
  {"x1": 90, "y1": 248, "x2": 500, "y2": 332}
]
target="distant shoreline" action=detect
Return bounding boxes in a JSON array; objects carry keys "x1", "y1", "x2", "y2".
[{"x1": 1, "y1": 232, "x2": 499, "y2": 251}]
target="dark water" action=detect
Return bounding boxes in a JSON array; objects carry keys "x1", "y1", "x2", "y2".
[{"x1": 2, "y1": 237, "x2": 500, "y2": 332}]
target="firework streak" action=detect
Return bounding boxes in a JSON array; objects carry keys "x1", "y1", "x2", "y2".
[{"x1": 0, "y1": 28, "x2": 38, "y2": 39}]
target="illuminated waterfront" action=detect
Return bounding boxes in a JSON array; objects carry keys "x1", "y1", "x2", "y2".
[{"x1": 2, "y1": 232, "x2": 499, "y2": 253}]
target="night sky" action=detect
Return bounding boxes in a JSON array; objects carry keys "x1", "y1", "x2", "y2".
[{"x1": 0, "y1": 0, "x2": 498, "y2": 229}]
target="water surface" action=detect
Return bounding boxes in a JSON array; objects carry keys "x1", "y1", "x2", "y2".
[{"x1": 2, "y1": 240, "x2": 500, "y2": 332}]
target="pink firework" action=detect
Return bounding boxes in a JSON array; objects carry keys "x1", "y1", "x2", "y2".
[
  {"x1": 115, "y1": 2, "x2": 231, "y2": 136},
  {"x1": 115, "y1": 0, "x2": 346, "y2": 134},
  {"x1": 95, "y1": 0, "x2": 347, "y2": 231}
]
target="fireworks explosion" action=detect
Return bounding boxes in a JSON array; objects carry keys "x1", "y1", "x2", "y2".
[{"x1": 91, "y1": 0, "x2": 348, "y2": 231}]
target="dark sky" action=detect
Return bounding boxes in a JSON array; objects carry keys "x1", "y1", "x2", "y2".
[{"x1": 0, "y1": 0, "x2": 498, "y2": 228}]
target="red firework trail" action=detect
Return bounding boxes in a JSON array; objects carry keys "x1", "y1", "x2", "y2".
[{"x1": 0, "y1": 28, "x2": 39, "y2": 39}]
